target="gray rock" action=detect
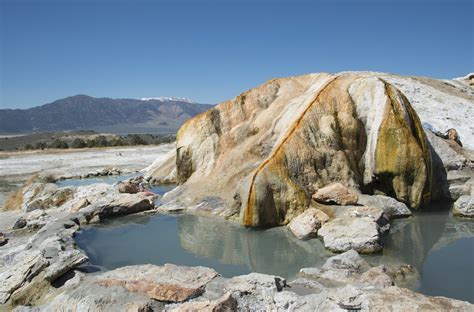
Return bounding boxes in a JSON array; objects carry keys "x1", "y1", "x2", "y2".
[
  {"x1": 357, "y1": 194, "x2": 411, "y2": 218},
  {"x1": 166, "y1": 292, "x2": 237, "y2": 312},
  {"x1": 86, "y1": 193, "x2": 155, "y2": 220},
  {"x1": 426, "y1": 131, "x2": 469, "y2": 170},
  {"x1": 0, "y1": 233, "x2": 7, "y2": 246},
  {"x1": 343, "y1": 206, "x2": 390, "y2": 232},
  {"x1": 318, "y1": 217, "x2": 382, "y2": 253},
  {"x1": 453, "y1": 195, "x2": 473, "y2": 217},
  {"x1": 449, "y1": 184, "x2": 471, "y2": 201},
  {"x1": 288, "y1": 208, "x2": 329, "y2": 240},
  {"x1": 12, "y1": 217, "x2": 27, "y2": 230},
  {"x1": 0, "y1": 250, "x2": 48, "y2": 304},
  {"x1": 322, "y1": 249, "x2": 371, "y2": 272},
  {"x1": 299, "y1": 250, "x2": 371, "y2": 286}
]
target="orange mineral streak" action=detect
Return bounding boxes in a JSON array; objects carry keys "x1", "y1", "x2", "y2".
[{"x1": 242, "y1": 76, "x2": 339, "y2": 226}]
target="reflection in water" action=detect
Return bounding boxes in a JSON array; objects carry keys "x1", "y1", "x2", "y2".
[
  {"x1": 364, "y1": 203, "x2": 474, "y2": 302},
  {"x1": 75, "y1": 207, "x2": 474, "y2": 301},
  {"x1": 177, "y1": 214, "x2": 331, "y2": 277},
  {"x1": 76, "y1": 214, "x2": 331, "y2": 278}
]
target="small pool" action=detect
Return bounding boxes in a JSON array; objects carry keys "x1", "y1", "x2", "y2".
[
  {"x1": 75, "y1": 205, "x2": 474, "y2": 303},
  {"x1": 56, "y1": 173, "x2": 142, "y2": 188}
]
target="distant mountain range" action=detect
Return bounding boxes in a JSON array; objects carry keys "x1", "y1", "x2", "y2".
[{"x1": 0, "y1": 95, "x2": 213, "y2": 134}]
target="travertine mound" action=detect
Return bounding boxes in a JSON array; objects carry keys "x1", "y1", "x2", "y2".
[{"x1": 159, "y1": 72, "x2": 472, "y2": 227}]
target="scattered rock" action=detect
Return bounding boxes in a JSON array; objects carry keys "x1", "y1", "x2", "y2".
[
  {"x1": 0, "y1": 233, "x2": 7, "y2": 246},
  {"x1": 358, "y1": 266, "x2": 394, "y2": 288},
  {"x1": 12, "y1": 217, "x2": 27, "y2": 230},
  {"x1": 117, "y1": 182, "x2": 139, "y2": 194},
  {"x1": 167, "y1": 292, "x2": 237, "y2": 312},
  {"x1": 69, "y1": 198, "x2": 90, "y2": 213},
  {"x1": 357, "y1": 194, "x2": 411, "y2": 218},
  {"x1": 343, "y1": 206, "x2": 390, "y2": 232},
  {"x1": 453, "y1": 195, "x2": 473, "y2": 218},
  {"x1": 446, "y1": 128, "x2": 462, "y2": 146},
  {"x1": 96, "y1": 264, "x2": 218, "y2": 302},
  {"x1": 85, "y1": 193, "x2": 155, "y2": 220},
  {"x1": 318, "y1": 217, "x2": 382, "y2": 253},
  {"x1": 364, "y1": 286, "x2": 473, "y2": 311},
  {"x1": 299, "y1": 250, "x2": 371, "y2": 286},
  {"x1": 312, "y1": 183, "x2": 359, "y2": 206},
  {"x1": 288, "y1": 208, "x2": 329, "y2": 240}
]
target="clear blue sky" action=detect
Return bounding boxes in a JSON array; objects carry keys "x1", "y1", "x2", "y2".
[{"x1": 1, "y1": 0, "x2": 472, "y2": 109}]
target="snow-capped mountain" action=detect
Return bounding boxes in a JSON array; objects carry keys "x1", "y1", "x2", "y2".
[{"x1": 140, "y1": 97, "x2": 196, "y2": 103}]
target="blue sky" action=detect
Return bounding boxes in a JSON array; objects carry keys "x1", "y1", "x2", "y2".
[{"x1": 1, "y1": 0, "x2": 472, "y2": 108}]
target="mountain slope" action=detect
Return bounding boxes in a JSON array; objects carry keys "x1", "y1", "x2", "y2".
[{"x1": 0, "y1": 95, "x2": 213, "y2": 134}]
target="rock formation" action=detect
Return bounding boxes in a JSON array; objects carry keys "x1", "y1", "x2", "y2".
[
  {"x1": 155, "y1": 72, "x2": 473, "y2": 227},
  {"x1": 159, "y1": 73, "x2": 440, "y2": 226}
]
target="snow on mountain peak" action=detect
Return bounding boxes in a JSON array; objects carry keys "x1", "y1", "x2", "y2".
[{"x1": 140, "y1": 96, "x2": 195, "y2": 103}]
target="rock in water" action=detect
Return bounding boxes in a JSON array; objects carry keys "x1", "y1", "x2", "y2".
[
  {"x1": 169, "y1": 73, "x2": 434, "y2": 227},
  {"x1": 453, "y1": 195, "x2": 473, "y2": 218},
  {"x1": 312, "y1": 183, "x2": 359, "y2": 205},
  {"x1": 318, "y1": 217, "x2": 382, "y2": 253},
  {"x1": 357, "y1": 194, "x2": 411, "y2": 219},
  {"x1": 288, "y1": 208, "x2": 329, "y2": 239}
]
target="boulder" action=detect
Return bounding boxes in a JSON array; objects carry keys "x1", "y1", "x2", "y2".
[
  {"x1": 358, "y1": 266, "x2": 394, "y2": 288},
  {"x1": 12, "y1": 217, "x2": 27, "y2": 230},
  {"x1": 453, "y1": 195, "x2": 473, "y2": 218},
  {"x1": 85, "y1": 193, "x2": 155, "y2": 220},
  {"x1": 343, "y1": 206, "x2": 390, "y2": 232},
  {"x1": 288, "y1": 208, "x2": 329, "y2": 240},
  {"x1": 312, "y1": 183, "x2": 359, "y2": 205},
  {"x1": 364, "y1": 286, "x2": 473, "y2": 311},
  {"x1": 21, "y1": 183, "x2": 74, "y2": 213},
  {"x1": 0, "y1": 233, "x2": 7, "y2": 246},
  {"x1": 117, "y1": 182, "x2": 139, "y2": 194},
  {"x1": 357, "y1": 194, "x2": 411, "y2": 218},
  {"x1": 446, "y1": 128, "x2": 462, "y2": 146},
  {"x1": 96, "y1": 264, "x2": 218, "y2": 302},
  {"x1": 299, "y1": 250, "x2": 372, "y2": 285},
  {"x1": 12, "y1": 210, "x2": 51, "y2": 231},
  {"x1": 164, "y1": 73, "x2": 435, "y2": 227},
  {"x1": 318, "y1": 217, "x2": 382, "y2": 253},
  {"x1": 167, "y1": 293, "x2": 237, "y2": 312}
]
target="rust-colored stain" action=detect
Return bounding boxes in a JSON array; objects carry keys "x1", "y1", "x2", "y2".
[{"x1": 242, "y1": 75, "x2": 339, "y2": 226}]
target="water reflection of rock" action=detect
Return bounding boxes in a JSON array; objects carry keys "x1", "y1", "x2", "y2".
[
  {"x1": 177, "y1": 214, "x2": 332, "y2": 278},
  {"x1": 368, "y1": 205, "x2": 473, "y2": 271},
  {"x1": 431, "y1": 216, "x2": 474, "y2": 252}
]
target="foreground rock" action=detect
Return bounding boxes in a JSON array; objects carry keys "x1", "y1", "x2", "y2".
[
  {"x1": 8, "y1": 252, "x2": 473, "y2": 311},
  {"x1": 0, "y1": 192, "x2": 156, "y2": 308},
  {"x1": 318, "y1": 217, "x2": 382, "y2": 253},
  {"x1": 313, "y1": 183, "x2": 359, "y2": 205},
  {"x1": 96, "y1": 264, "x2": 218, "y2": 302},
  {"x1": 288, "y1": 208, "x2": 329, "y2": 239}
]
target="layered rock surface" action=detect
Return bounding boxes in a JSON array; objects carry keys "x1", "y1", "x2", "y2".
[{"x1": 160, "y1": 73, "x2": 450, "y2": 227}]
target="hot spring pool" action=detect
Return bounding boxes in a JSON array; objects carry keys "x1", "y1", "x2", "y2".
[{"x1": 75, "y1": 206, "x2": 474, "y2": 303}]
